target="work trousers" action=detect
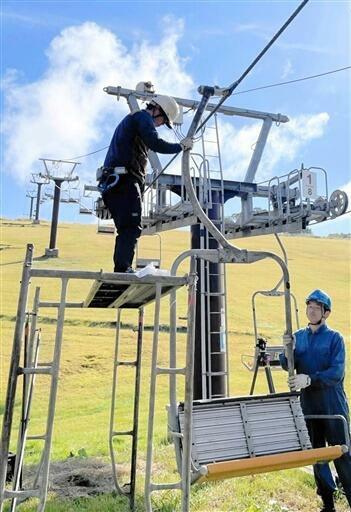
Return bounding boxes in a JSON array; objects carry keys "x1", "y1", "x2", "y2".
[
  {"x1": 306, "y1": 417, "x2": 351, "y2": 507},
  {"x1": 103, "y1": 174, "x2": 143, "y2": 272}
]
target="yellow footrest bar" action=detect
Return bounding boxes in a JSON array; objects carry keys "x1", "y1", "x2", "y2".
[{"x1": 197, "y1": 445, "x2": 345, "y2": 482}]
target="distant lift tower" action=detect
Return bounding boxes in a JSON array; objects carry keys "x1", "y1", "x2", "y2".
[
  {"x1": 30, "y1": 173, "x2": 50, "y2": 225},
  {"x1": 39, "y1": 159, "x2": 79, "y2": 257},
  {"x1": 26, "y1": 190, "x2": 37, "y2": 221}
]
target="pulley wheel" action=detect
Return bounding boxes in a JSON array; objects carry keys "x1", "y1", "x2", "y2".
[{"x1": 329, "y1": 189, "x2": 348, "y2": 218}]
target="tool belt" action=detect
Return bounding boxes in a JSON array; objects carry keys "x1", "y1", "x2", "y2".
[{"x1": 96, "y1": 166, "x2": 127, "y2": 193}]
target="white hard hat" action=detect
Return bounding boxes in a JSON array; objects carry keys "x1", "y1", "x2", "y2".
[
  {"x1": 151, "y1": 95, "x2": 179, "y2": 128},
  {"x1": 135, "y1": 81, "x2": 155, "y2": 94}
]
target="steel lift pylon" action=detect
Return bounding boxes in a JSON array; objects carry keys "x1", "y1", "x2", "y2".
[{"x1": 96, "y1": 82, "x2": 348, "y2": 403}]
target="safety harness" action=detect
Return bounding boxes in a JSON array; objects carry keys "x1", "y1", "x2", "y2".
[{"x1": 96, "y1": 166, "x2": 127, "y2": 193}]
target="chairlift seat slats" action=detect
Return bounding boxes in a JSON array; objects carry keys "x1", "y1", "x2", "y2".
[{"x1": 176, "y1": 393, "x2": 345, "y2": 483}]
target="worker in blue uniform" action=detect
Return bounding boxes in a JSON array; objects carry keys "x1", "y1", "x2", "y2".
[
  {"x1": 281, "y1": 289, "x2": 351, "y2": 512},
  {"x1": 99, "y1": 94, "x2": 192, "y2": 272}
]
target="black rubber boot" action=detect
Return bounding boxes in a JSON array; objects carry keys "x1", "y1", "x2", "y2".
[{"x1": 320, "y1": 493, "x2": 336, "y2": 512}]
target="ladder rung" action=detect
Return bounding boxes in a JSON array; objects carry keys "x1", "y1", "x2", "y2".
[
  {"x1": 20, "y1": 367, "x2": 52, "y2": 375},
  {"x1": 112, "y1": 430, "x2": 133, "y2": 436},
  {"x1": 116, "y1": 361, "x2": 137, "y2": 367},
  {"x1": 200, "y1": 292, "x2": 225, "y2": 297},
  {"x1": 156, "y1": 367, "x2": 186, "y2": 375},
  {"x1": 204, "y1": 371, "x2": 227, "y2": 376},
  {"x1": 210, "y1": 351, "x2": 226, "y2": 355},
  {"x1": 27, "y1": 434, "x2": 46, "y2": 440},
  {"x1": 150, "y1": 482, "x2": 182, "y2": 491},
  {"x1": 4, "y1": 489, "x2": 40, "y2": 499},
  {"x1": 169, "y1": 430, "x2": 183, "y2": 439}
]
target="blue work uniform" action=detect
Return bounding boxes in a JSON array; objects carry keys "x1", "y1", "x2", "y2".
[
  {"x1": 102, "y1": 110, "x2": 182, "y2": 272},
  {"x1": 280, "y1": 324, "x2": 351, "y2": 506}
]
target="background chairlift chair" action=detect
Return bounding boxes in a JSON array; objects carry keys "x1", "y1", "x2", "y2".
[{"x1": 241, "y1": 233, "x2": 300, "y2": 394}]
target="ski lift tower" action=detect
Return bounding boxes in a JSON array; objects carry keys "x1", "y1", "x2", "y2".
[
  {"x1": 39, "y1": 158, "x2": 79, "y2": 257},
  {"x1": 25, "y1": 190, "x2": 37, "y2": 220},
  {"x1": 30, "y1": 173, "x2": 50, "y2": 225},
  {"x1": 100, "y1": 84, "x2": 349, "y2": 402}
]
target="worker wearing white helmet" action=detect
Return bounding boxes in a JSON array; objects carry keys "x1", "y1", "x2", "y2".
[
  {"x1": 149, "y1": 95, "x2": 180, "y2": 129},
  {"x1": 99, "y1": 91, "x2": 192, "y2": 273}
]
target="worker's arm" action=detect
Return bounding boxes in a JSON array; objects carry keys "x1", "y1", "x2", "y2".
[{"x1": 135, "y1": 111, "x2": 182, "y2": 154}]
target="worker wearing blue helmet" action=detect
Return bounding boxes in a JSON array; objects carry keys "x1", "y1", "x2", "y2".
[{"x1": 280, "y1": 289, "x2": 351, "y2": 512}]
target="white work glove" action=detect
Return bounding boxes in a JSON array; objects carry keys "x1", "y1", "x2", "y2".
[
  {"x1": 180, "y1": 137, "x2": 193, "y2": 151},
  {"x1": 288, "y1": 373, "x2": 311, "y2": 390}
]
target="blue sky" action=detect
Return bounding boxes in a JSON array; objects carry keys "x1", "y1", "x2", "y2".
[{"x1": 1, "y1": 0, "x2": 350, "y2": 234}]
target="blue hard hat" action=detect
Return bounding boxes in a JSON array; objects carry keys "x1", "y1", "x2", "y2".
[{"x1": 306, "y1": 289, "x2": 332, "y2": 311}]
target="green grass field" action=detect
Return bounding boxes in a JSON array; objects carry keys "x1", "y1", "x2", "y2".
[{"x1": 1, "y1": 219, "x2": 350, "y2": 511}]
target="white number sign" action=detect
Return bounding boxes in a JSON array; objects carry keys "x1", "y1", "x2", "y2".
[{"x1": 302, "y1": 170, "x2": 317, "y2": 199}]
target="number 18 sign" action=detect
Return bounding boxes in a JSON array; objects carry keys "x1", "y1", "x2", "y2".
[{"x1": 302, "y1": 169, "x2": 317, "y2": 199}]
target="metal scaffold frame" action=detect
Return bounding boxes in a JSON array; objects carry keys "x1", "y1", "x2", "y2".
[{"x1": 0, "y1": 244, "x2": 188, "y2": 512}]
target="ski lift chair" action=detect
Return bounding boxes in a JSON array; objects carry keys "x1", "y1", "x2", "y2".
[{"x1": 174, "y1": 393, "x2": 348, "y2": 484}]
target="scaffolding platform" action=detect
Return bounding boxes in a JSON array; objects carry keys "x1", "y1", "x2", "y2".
[
  {"x1": 0, "y1": 245, "x2": 191, "y2": 512},
  {"x1": 84, "y1": 274, "x2": 187, "y2": 309}
]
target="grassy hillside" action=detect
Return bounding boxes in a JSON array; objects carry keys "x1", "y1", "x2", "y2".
[{"x1": 1, "y1": 219, "x2": 350, "y2": 512}]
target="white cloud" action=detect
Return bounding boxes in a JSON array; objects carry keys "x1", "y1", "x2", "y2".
[
  {"x1": 2, "y1": 20, "x2": 194, "y2": 183},
  {"x1": 281, "y1": 58, "x2": 293, "y2": 79},
  {"x1": 1, "y1": 18, "x2": 331, "y2": 198},
  {"x1": 215, "y1": 112, "x2": 330, "y2": 182},
  {"x1": 340, "y1": 181, "x2": 351, "y2": 197}
]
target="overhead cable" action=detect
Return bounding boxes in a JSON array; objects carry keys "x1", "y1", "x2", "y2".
[
  {"x1": 233, "y1": 65, "x2": 351, "y2": 96},
  {"x1": 64, "y1": 145, "x2": 109, "y2": 162},
  {"x1": 196, "y1": 0, "x2": 310, "y2": 133}
]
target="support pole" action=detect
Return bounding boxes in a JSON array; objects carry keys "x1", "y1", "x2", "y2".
[
  {"x1": 192, "y1": 193, "x2": 226, "y2": 400},
  {"x1": 37, "y1": 278, "x2": 68, "y2": 512},
  {"x1": 33, "y1": 183, "x2": 44, "y2": 224},
  {"x1": 28, "y1": 197, "x2": 35, "y2": 220},
  {"x1": 130, "y1": 307, "x2": 144, "y2": 511},
  {"x1": 181, "y1": 258, "x2": 197, "y2": 512},
  {"x1": 144, "y1": 284, "x2": 162, "y2": 512},
  {"x1": 45, "y1": 179, "x2": 63, "y2": 257},
  {"x1": 10, "y1": 287, "x2": 41, "y2": 512},
  {"x1": 0, "y1": 244, "x2": 33, "y2": 511}
]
